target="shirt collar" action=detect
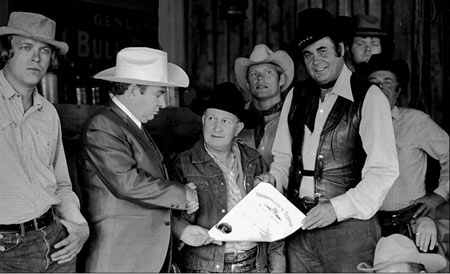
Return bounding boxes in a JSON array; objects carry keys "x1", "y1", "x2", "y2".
[
  {"x1": 328, "y1": 64, "x2": 354, "y2": 102},
  {"x1": 0, "y1": 70, "x2": 43, "y2": 111},
  {"x1": 112, "y1": 96, "x2": 142, "y2": 129},
  {"x1": 391, "y1": 106, "x2": 400, "y2": 120}
]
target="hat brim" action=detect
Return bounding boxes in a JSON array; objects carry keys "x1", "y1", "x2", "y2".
[
  {"x1": 357, "y1": 253, "x2": 447, "y2": 273},
  {"x1": 0, "y1": 27, "x2": 69, "y2": 55},
  {"x1": 234, "y1": 51, "x2": 294, "y2": 101},
  {"x1": 94, "y1": 63, "x2": 189, "y2": 87}
]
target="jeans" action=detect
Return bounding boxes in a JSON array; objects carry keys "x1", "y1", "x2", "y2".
[
  {"x1": 0, "y1": 218, "x2": 76, "y2": 272},
  {"x1": 287, "y1": 217, "x2": 381, "y2": 272}
]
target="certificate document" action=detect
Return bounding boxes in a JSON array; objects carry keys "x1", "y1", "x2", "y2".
[{"x1": 208, "y1": 183, "x2": 305, "y2": 242}]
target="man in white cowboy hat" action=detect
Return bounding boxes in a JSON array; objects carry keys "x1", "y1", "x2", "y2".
[
  {"x1": 357, "y1": 234, "x2": 448, "y2": 272},
  {"x1": 235, "y1": 44, "x2": 294, "y2": 184},
  {"x1": 78, "y1": 47, "x2": 215, "y2": 272},
  {"x1": 258, "y1": 8, "x2": 399, "y2": 272},
  {"x1": 0, "y1": 12, "x2": 89, "y2": 272}
]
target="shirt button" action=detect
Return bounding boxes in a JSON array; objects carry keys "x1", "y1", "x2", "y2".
[
  {"x1": 260, "y1": 146, "x2": 265, "y2": 151},
  {"x1": 319, "y1": 109, "x2": 324, "y2": 113},
  {"x1": 221, "y1": 209, "x2": 226, "y2": 213},
  {"x1": 221, "y1": 183, "x2": 224, "y2": 186}
]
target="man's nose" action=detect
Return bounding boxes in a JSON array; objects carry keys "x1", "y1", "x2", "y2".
[{"x1": 158, "y1": 94, "x2": 167, "y2": 108}]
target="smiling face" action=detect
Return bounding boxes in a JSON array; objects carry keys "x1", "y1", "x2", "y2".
[
  {"x1": 351, "y1": 36, "x2": 382, "y2": 64},
  {"x1": 247, "y1": 63, "x2": 285, "y2": 101},
  {"x1": 202, "y1": 108, "x2": 244, "y2": 153},
  {"x1": 3, "y1": 35, "x2": 52, "y2": 92},
  {"x1": 130, "y1": 85, "x2": 167, "y2": 123},
  {"x1": 302, "y1": 37, "x2": 345, "y2": 86}
]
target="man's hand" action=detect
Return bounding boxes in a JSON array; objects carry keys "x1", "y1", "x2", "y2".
[
  {"x1": 180, "y1": 225, "x2": 222, "y2": 247},
  {"x1": 413, "y1": 216, "x2": 438, "y2": 252},
  {"x1": 51, "y1": 220, "x2": 89, "y2": 264},
  {"x1": 254, "y1": 172, "x2": 276, "y2": 187},
  {"x1": 301, "y1": 200, "x2": 337, "y2": 230},
  {"x1": 185, "y1": 183, "x2": 199, "y2": 214},
  {"x1": 412, "y1": 193, "x2": 445, "y2": 218}
]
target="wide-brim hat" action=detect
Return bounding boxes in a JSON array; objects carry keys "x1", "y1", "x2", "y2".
[
  {"x1": 357, "y1": 234, "x2": 447, "y2": 273},
  {"x1": 296, "y1": 8, "x2": 353, "y2": 50},
  {"x1": 190, "y1": 82, "x2": 250, "y2": 121},
  {"x1": 365, "y1": 54, "x2": 410, "y2": 87},
  {"x1": 234, "y1": 44, "x2": 294, "y2": 100},
  {"x1": 94, "y1": 47, "x2": 189, "y2": 87},
  {"x1": 354, "y1": 14, "x2": 388, "y2": 37},
  {"x1": 0, "y1": 12, "x2": 68, "y2": 55}
]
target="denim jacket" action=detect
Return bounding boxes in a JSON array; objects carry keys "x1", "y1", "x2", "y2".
[{"x1": 173, "y1": 139, "x2": 286, "y2": 272}]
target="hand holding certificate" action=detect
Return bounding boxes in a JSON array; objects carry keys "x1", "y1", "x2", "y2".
[{"x1": 208, "y1": 183, "x2": 305, "y2": 242}]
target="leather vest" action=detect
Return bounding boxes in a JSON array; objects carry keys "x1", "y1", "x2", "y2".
[{"x1": 287, "y1": 75, "x2": 371, "y2": 203}]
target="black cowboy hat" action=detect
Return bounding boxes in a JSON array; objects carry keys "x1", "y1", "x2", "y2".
[
  {"x1": 296, "y1": 8, "x2": 355, "y2": 50},
  {"x1": 366, "y1": 54, "x2": 410, "y2": 88},
  {"x1": 190, "y1": 82, "x2": 251, "y2": 121}
]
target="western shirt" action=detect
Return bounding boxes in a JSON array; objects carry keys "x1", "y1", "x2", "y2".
[
  {"x1": 0, "y1": 70, "x2": 85, "y2": 224},
  {"x1": 270, "y1": 64, "x2": 399, "y2": 221},
  {"x1": 380, "y1": 106, "x2": 449, "y2": 210}
]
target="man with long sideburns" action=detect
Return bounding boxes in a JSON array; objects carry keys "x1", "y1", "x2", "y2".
[{"x1": 258, "y1": 8, "x2": 399, "y2": 272}]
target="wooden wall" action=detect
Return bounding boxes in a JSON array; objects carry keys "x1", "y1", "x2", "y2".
[{"x1": 184, "y1": 0, "x2": 449, "y2": 132}]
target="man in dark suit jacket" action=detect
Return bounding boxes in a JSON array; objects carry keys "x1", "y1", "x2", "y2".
[{"x1": 78, "y1": 47, "x2": 214, "y2": 272}]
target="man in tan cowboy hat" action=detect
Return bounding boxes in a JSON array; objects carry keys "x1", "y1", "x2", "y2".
[
  {"x1": 0, "y1": 12, "x2": 89, "y2": 272},
  {"x1": 78, "y1": 47, "x2": 215, "y2": 272},
  {"x1": 259, "y1": 8, "x2": 399, "y2": 272},
  {"x1": 234, "y1": 44, "x2": 293, "y2": 186},
  {"x1": 357, "y1": 234, "x2": 448, "y2": 272},
  {"x1": 349, "y1": 14, "x2": 394, "y2": 72}
]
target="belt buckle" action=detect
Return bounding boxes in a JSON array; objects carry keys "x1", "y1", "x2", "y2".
[{"x1": 231, "y1": 263, "x2": 243, "y2": 272}]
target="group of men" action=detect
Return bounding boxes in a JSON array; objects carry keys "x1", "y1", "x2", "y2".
[{"x1": 0, "y1": 7, "x2": 448, "y2": 274}]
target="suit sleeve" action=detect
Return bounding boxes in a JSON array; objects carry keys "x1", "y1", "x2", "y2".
[{"x1": 83, "y1": 115, "x2": 188, "y2": 210}]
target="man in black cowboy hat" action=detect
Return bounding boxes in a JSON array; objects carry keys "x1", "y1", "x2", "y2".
[
  {"x1": 260, "y1": 8, "x2": 399, "y2": 272},
  {"x1": 366, "y1": 55, "x2": 449, "y2": 254},
  {"x1": 0, "y1": 12, "x2": 89, "y2": 272},
  {"x1": 234, "y1": 44, "x2": 294, "y2": 178},
  {"x1": 172, "y1": 82, "x2": 286, "y2": 273}
]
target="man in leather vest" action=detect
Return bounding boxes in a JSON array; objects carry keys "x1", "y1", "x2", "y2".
[{"x1": 258, "y1": 8, "x2": 399, "y2": 272}]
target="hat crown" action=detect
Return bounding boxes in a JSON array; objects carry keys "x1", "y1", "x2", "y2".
[
  {"x1": 8, "y1": 12, "x2": 56, "y2": 41},
  {"x1": 114, "y1": 47, "x2": 168, "y2": 83},
  {"x1": 248, "y1": 44, "x2": 275, "y2": 63},
  {"x1": 373, "y1": 234, "x2": 418, "y2": 265},
  {"x1": 355, "y1": 14, "x2": 381, "y2": 30},
  {"x1": 206, "y1": 82, "x2": 245, "y2": 119}
]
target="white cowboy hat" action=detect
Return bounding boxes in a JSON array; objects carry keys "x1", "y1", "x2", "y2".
[
  {"x1": 234, "y1": 44, "x2": 294, "y2": 100},
  {"x1": 357, "y1": 234, "x2": 447, "y2": 273},
  {"x1": 94, "y1": 47, "x2": 189, "y2": 87},
  {"x1": 0, "y1": 12, "x2": 68, "y2": 55}
]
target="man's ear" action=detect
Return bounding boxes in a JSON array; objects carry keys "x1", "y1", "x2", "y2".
[
  {"x1": 127, "y1": 84, "x2": 138, "y2": 97},
  {"x1": 338, "y1": 42, "x2": 345, "y2": 57},
  {"x1": 279, "y1": 73, "x2": 286, "y2": 88},
  {"x1": 235, "y1": 121, "x2": 244, "y2": 136}
]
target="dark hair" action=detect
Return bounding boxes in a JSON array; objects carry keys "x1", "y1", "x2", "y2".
[
  {"x1": 0, "y1": 35, "x2": 59, "y2": 71},
  {"x1": 111, "y1": 82, "x2": 147, "y2": 95}
]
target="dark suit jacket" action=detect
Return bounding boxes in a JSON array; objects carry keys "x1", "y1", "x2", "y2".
[{"x1": 78, "y1": 100, "x2": 188, "y2": 272}]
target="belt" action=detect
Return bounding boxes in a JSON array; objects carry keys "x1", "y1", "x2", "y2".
[
  {"x1": 0, "y1": 208, "x2": 55, "y2": 234},
  {"x1": 223, "y1": 246, "x2": 257, "y2": 273},
  {"x1": 378, "y1": 204, "x2": 420, "y2": 227}
]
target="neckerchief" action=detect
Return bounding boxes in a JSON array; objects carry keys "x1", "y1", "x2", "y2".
[{"x1": 252, "y1": 101, "x2": 283, "y2": 148}]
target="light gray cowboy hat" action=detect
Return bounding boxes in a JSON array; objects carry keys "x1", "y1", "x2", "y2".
[
  {"x1": 235, "y1": 44, "x2": 294, "y2": 100},
  {"x1": 94, "y1": 47, "x2": 189, "y2": 87},
  {"x1": 357, "y1": 234, "x2": 447, "y2": 273},
  {"x1": 0, "y1": 12, "x2": 68, "y2": 55}
]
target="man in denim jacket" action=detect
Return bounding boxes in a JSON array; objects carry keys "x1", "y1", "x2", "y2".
[{"x1": 172, "y1": 82, "x2": 285, "y2": 273}]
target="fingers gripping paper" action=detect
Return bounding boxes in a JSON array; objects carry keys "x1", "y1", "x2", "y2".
[{"x1": 208, "y1": 183, "x2": 305, "y2": 242}]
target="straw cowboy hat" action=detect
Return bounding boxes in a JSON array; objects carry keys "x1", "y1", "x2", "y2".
[
  {"x1": 234, "y1": 44, "x2": 294, "y2": 100},
  {"x1": 357, "y1": 234, "x2": 447, "y2": 272},
  {"x1": 0, "y1": 12, "x2": 68, "y2": 55},
  {"x1": 94, "y1": 47, "x2": 189, "y2": 87},
  {"x1": 354, "y1": 14, "x2": 388, "y2": 37}
]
